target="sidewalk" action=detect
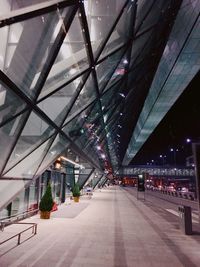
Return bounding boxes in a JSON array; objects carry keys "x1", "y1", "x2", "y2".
[{"x1": 1, "y1": 186, "x2": 200, "y2": 267}]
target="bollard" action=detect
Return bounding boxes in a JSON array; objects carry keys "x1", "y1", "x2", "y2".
[{"x1": 178, "y1": 206, "x2": 192, "y2": 235}]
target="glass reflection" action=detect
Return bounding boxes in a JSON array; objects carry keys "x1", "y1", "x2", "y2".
[
  {"x1": 0, "y1": 112, "x2": 27, "y2": 174},
  {"x1": 4, "y1": 111, "x2": 55, "y2": 172},
  {"x1": 64, "y1": 74, "x2": 96, "y2": 124},
  {"x1": 84, "y1": 0, "x2": 125, "y2": 57},
  {"x1": 39, "y1": 16, "x2": 89, "y2": 99},
  {"x1": 0, "y1": 82, "x2": 27, "y2": 126},
  {"x1": 3, "y1": 139, "x2": 51, "y2": 178}
]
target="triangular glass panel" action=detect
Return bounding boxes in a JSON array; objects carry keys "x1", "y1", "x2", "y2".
[
  {"x1": 106, "y1": 114, "x2": 119, "y2": 131},
  {"x1": 63, "y1": 101, "x2": 101, "y2": 151},
  {"x1": 9, "y1": 1, "x2": 53, "y2": 12},
  {"x1": 130, "y1": 27, "x2": 154, "y2": 69},
  {"x1": 37, "y1": 73, "x2": 87, "y2": 127},
  {"x1": 103, "y1": 105, "x2": 119, "y2": 125},
  {"x1": 83, "y1": 0, "x2": 125, "y2": 57},
  {"x1": 0, "y1": 81, "x2": 27, "y2": 126},
  {"x1": 81, "y1": 104, "x2": 104, "y2": 156},
  {"x1": 3, "y1": 138, "x2": 52, "y2": 179},
  {"x1": 1, "y1": 6, "x2": 74, "y2": 99},
  {"x1": 78, "y1": 118, "x2": 102, "y2": 150},
  {"x1": 64, "y1": 74, "x2": 97, "y2": 125},
  {"x1": 85, "y1": 101, "x2": 102, "y2": 125},
  {"x1": 135, "y1": 0, "x2": 166, "y2": 36},
  {"x1": 63, "y1": 105, "x2": 92, "y2": 142},
  {"x1": 78, "y1": 168, "x2": 93, "y2": 189},
  {"x1": 99, "y1": 1, "x2": 134, "y2": 60},
  {"x1": 39, "y1": 15, "x2": 89, "y2": 100},
  {"x1": 4, "y1": 111, "x2": 55, "y2": 172},
  {"x1": 96, "y1": 47, "x2": 126, "y2": 92},
  {"x1": 100, "y1": 85, "x2": 120, "y2": 113},
  {"x1": 92, "y1": 174, "x2": 101, "y2": 189},
  {"x1": 36, "y1": 134, "x2": 70, "y2": 175},
  {"x1": 103, "y1": 52, "x2": 130, "y2": 93},
  {"x1": 0, "y1": 112, "x2": 28, "y2": 174},
  {"x1": 134, "y1": 0, "x2": 155, "y2": 32},
  {"x1": 127, "y1": 61, "x2": 147, "y2": 91}
]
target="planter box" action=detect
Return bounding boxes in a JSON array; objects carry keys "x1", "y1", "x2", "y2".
[
  {"x1": 73, "y1": 197, "x2": 80, "y2": 203},
  {"x1": 40, "y1": 211, "x2": 51, "y2": 219}
]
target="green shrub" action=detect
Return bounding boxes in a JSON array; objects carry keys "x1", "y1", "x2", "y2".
[
  {"x1": 72, "y1": 183, "x2": 80, "y2": 197},
  {"x1": 39, "y1": 183, "x2": 54, "y2": 212}
]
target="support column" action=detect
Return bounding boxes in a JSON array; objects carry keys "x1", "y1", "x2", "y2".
[
  {"x1": 192, "y1": 143, "x2": 200, "y2": 224},
  {"x1": 61, "y1": 172, "x2": 66, "y2": 203}
]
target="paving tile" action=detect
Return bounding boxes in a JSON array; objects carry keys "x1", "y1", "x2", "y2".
[{"x1": 1, "y1": 187, "x2": 200, "y2": 267}]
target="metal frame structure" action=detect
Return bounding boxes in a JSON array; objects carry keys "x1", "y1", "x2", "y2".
[{"x1": 0, "y1": 0, "x2": 199, "y2": 209}]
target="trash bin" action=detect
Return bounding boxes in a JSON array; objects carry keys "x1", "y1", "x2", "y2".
[{"x1": 178, "y1": 206, "x2": 192, "y2": 235}]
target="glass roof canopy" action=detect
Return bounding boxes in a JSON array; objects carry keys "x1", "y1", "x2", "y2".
[{"x1": 0, "y1": 0, "x2": 199, "y2": 206}]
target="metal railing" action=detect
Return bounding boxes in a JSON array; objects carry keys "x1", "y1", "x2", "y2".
[
  {"x1": 0, "y1": 222, "x2": 37, "y2": 246},
  {"x1": 0, "y1": 208, "x2": 38, "y2": 232}
]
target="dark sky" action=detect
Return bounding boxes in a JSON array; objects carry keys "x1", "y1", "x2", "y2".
[{"x1": 131, "y1": 70, "x2": 200, "y2": 166}]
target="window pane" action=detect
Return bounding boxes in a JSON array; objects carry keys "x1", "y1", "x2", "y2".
[
  {"x1": 84, "y1": 0, "x2": 125, "y2": 57},
  {"x1": 0, "y1": 112, "x2": 28, "y2": 173},
  {"x1": 0, "y1": 82, "x2": 27, "y2": 125},
  {"x1": 64, "y1": 74, "x2": 97, "y2": 124},
  {"x1": 36, "y1": 134, "x2": 70, "y2": 175},
  {"x1": 0, "y1": 6, "x2": 73, "y2": 99},
  {"x1": 3, "y1": 138, "x2": 52, "y2": 178},
  {"x1": 4, "y1": 111, "x2": 55, "y2": 172},
  {"x1": 38, "y1": 74, "x2": 85, "y2": 127},
  {"x1": 39, "y1": 16, "x2": 89, "y2": 99}
]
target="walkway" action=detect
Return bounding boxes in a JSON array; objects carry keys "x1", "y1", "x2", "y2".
[{"x1": 1, "y1": 186, "x2": 200, "y2": 267}]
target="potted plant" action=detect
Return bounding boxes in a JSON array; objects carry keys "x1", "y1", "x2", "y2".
[
  {"x1": 39, "y1": 183, "x2": 54, "y2": 219},
  {"x1": 72, "y1": 183, "x2": 80, "y2": 202}
]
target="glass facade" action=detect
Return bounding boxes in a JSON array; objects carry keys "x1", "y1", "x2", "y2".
[{"x1": 0, "y1": 0, "x2": 199, "y2": 211}]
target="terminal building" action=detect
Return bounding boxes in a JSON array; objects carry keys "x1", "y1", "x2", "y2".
[{"x1": 0, "y1": 1, "x2": 200, "y2": 266}]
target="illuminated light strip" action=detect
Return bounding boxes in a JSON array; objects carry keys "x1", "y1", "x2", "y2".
[{"x1": 60, "y1": 156, "x2": 85, "y2": 169}]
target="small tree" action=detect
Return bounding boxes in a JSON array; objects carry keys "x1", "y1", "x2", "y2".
[
  {"x1": 39, "y1": 183, "x2": 54, "y2": 212},
  {"x1": 72, "y1": 183, "x2": 80, "y2": 197}
]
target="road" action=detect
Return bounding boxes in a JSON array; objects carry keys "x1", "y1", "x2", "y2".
[{"x1": 122, "y1": 186, "x2": 200, "y2": 226}]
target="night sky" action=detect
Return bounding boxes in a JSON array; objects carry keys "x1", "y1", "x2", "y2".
[{"x1": 131, "y1": 70, "x2": 200, "y2": 166}]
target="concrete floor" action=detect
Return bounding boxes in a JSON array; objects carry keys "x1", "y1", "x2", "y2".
[{"x1": 1, "y1": 186, "x2": 200, "y2": 267}]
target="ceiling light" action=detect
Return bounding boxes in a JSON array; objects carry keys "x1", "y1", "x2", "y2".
[
  {"x1": 119, "y1": 93, "x2": 125, "y2": 98},
  {"x1": 61, "y1": 156, "x2": 85, "y2": 169},
  {"x1": 69, "y1": 68, "x2": 76, "y2": 75}
]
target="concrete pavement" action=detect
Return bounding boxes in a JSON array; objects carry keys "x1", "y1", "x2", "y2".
[{"x1": 1, "y1": 186, "x2": 200, "y2": 267}]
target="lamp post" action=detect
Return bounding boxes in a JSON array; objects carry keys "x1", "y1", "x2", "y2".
[
  {"x1": 192, "y1": 143, "x2": 200, "y2": 224},
  {"x1": 159, "y1": 155, "x2": 165, "y2": 166},
  {"x1": 186, "y1": 138, "x2": 192, "y2": 158},
  {"x1": 170, "y1": 148, "x2": 178, "y2": 167}
]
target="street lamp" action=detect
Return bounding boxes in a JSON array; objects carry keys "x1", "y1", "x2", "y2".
[
  {"x1": 159, "y1": 155, "x2": 164, "y2": 165},
  {"x1": 185, "y1": 138, "x2": 193, "y2": 157},
  {"x1": 170, "y1": 148, "x2": 178, "y2": 167}
]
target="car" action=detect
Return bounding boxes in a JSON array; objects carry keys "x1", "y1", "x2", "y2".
[
  {"x1": 181, "y1": 187, "x2": 189, "y2": 193},
  {"x1": 167, "y1": 186, "x2": 176, "y2": 192}
]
